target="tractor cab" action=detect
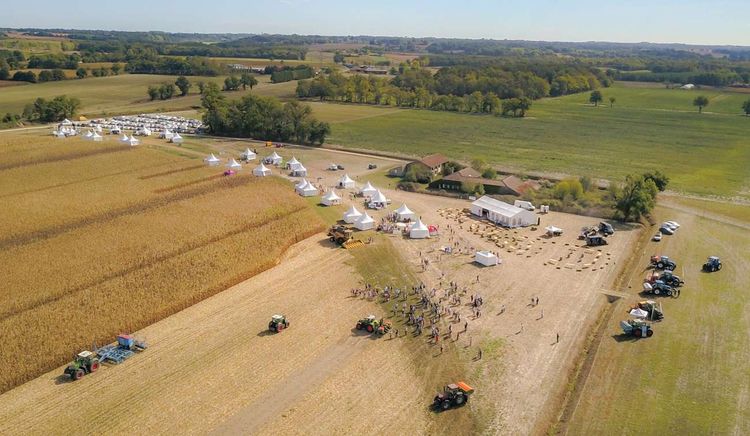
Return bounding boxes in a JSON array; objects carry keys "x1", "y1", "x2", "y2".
[
  {"x1": 434, "y1": 381, "x2": 474, "y2": 410},
  {"x1": 703, "y1": 256, "x2": 722, "y2": 272},
  {"x1": 269, "y1": 314, "x2": 289, "y2": 333},
  {"x1": 64, "y1": 350, "x2": 101, "y2": 381}
]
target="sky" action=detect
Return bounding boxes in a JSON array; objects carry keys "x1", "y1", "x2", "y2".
[{"x1": 3, "y1": 0, "x2": 750, "y2": 46}]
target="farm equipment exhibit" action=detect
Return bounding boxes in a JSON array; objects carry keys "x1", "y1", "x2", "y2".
[
  {"x1": 642, "y1": 280, "x2": 679, "y2": 297},
  {"x1": 355, "y1": 315, "x2": 391, "y2": 335},
  {"x1": 328, "y1": 225, "x2": 354, "y2": 245},
  {"x1": 433, "y1": 381, "x2": 474, "y2": 410},
  {"x1": 650, "y1": 255, "x2": 677, "y2": 271},
  {"x1": 703, "y1": 256, "x2": 722, "y2": 272},
  {"x1": 629, "y1": 300, "x2": 664, "y2": 321},
  {"x1": 620, "y1": 319, "x2": 654, "y2": 338},
  {"x1": 268, "y1": 314, "x2": 290, "y2": 333},
  {"x1": 646, "y1": 270, "x2": 684, "y2": 287},
  {"x1": 65, "y1": 334, "x2": 147, "y2": 381}
]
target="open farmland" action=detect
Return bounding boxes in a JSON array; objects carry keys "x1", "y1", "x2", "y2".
[
  {"x1": 565, "y1": 200, "x2": 750, "y2": 434},
  {"x1": 324, "y1": 82, "x2": 750, "y2": 199},
  {"x1": 0, "y1": 131, "x2": 324, "y2": 393},
  {"x1": 0, "y1": 73, "x2": 298, "y2": 117}
]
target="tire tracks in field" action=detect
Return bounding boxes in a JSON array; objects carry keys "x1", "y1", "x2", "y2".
[
  {"x1": 210, "y1": 335, "x2": 369, "y2": 435},
  {"x1": 138, "y1": 163, "x2": 205, "y2": 180}
]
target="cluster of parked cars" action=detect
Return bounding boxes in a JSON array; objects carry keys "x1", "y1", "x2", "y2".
[{"x1": 653, "y1": 220, "x2": 680, "y2": 241}]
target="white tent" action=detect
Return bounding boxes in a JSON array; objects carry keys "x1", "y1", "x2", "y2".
[
  {"x1": 94, "y1": 125, "x2": 103, "y2": 133},
  {"x1": 409, "y1": 219, "x2": 430, "y2": 239},
  {"x1": 205, "y1": 153, "x2": 221, "y2": 166},
  {"x1": 92, "y1": 132, "x2": 103, "y2": 142},
  {"x1": 137, "y1": 127, "x2": 152, "y2": 137},
  {"x1": 360, "y1": 181, "x2": 377, "y2": 198},
  {"x1": 343, "y1": 205, "x2": 363, "y2": 224},
  {"x1": 629, "y1": 308, "x2": 649, "y2": 319},
  {"x1": 394, "y1": 203, "x2": 416, "y2": 222},
  {"x1": 470, "y1": 196, "x2": 536, "y2": 228},
  {"x1": 371, "y1": 190, "x2": 388, "y2": 205},
  {"x1": 127, "y1": 135, "x2": 140, "y2": 146},
  {"x1": 83, "y1": 130, "x2": 94, "y2": 140},
  {"x1": 160, "y1": 129, "x2": 174, "y2": 140},
  {"x1": 170, "y1": 133, "x2": 183, "y2": 144},
  {"x1": 265, "y1": 152, "x2": 282, "y2": 166},
  {"x1": 475, "y1": 251, "x2": 500, "y2": 267},
  {"x1": 286, "y1": 156, "x2": 301, "y2": 169},
  {"x1": 298, "y1": 181, "x2": 318, "y2": 197},
  {"x1": 253, "y1": 162, "x2": 272, "y2": 176},
  {"x1": 355, "y1": 212, "x2": 374, "y2": 230},
  {"x1": 226, "y1": 158, "x2": 242, "y2": 169},
  {"x1": 295, "y1": 178, "x2": 309, "y2": 193},
  {"x1": 120, "y1": 133, "x2": 129, "y2": 142},
  {"x1": 338, "y1": 174, "x2": 355, "y2": 189},
  {"x1": 291, "y1": 164, "x2": 307, "y2": 177},
  {"x1": 321, "y1": 190, "x2": 341, "y2": 206},
  {"x1": 242, "y1": 148, "x2": 256, "y2": 161},
  {"x1": 61, "y1": 118, "x2": 72, "y2": 126}
]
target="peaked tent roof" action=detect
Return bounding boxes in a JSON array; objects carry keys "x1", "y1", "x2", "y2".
[
  {"x1": 339, "y1": 174, "x2": 355, "y2": 184},
  {"x1": 227, "y1": 158, "x2": 242, "y2": 168},
  {"x1": 411, "y1": 219, "x2": 428, "y2": 231},
  {"x1": 269, "y1": 151, "x2": 282, "y2": 159},
  {"x1": 395, "y1": 203, "x2": 414, "y2": 216},
  {"x1": 356, "y1": 212, "x2": 374, "y2": 224},
  {"x1": 243, "y1": 148, "x2": 256, "y2": 158},
  {"x1": 361, "y1": 181, "x2": 376, "y2": 192},
  {"x1": 205, "y1": 153, "x2": 221, "y2": 163},
  {"x1": 287, "y1": 156, "x2": 300, "y2": 165},
  {"x1": 372, "y1": 190, "x2": 388, "y2": 203},
  {"x1": 344, "y1": 205, "x2": 362, "y2": 217},
  {"x1": 255, "y1": 162, "x2": 270, "y2": 171},
  {"x1": 322, "y1": 190, "x2": 341, "y2": 201}
]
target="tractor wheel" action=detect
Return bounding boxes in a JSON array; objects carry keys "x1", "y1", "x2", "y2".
[
  {"x1": 657, "y1": 262, "x2": 664, "y2": 269},
  {"x1": 654, "y1": 288, "x2": 660, "y2": 295},
  {"x1": 89, "y1": 361, "x2": 100, "y2": 373},
  {"x1": 646, "y1": 329, "x2": 654, "y2": 337},
  {"x1": 356, "y1": 322, "x2": 363, "y2": 330},
  {"x1": 666, "y1": 290, "x2": 672, "y2": 297},
  {"x1": 634, "y1": 329, "x2": 642, "y2": 338},
  {"x1": 366, "y1": 325, "x2": 374, "y2": 333},
  {"x1": 276, "y1": 324, "x2": 284, "y2": 333},
  {"x1": 285, "y1": 321, "x2": 290, "y2": 328},
  {"x1": 329, "y1": 237, "x2": 335, "y2": 242},
  {"x1": 717, "y1": 264, "x2": 722, "y2": 271},
  {"x1": 441, "y1": 400, "x2": 451, "y2": 410},
  {"x1": 73, "y1": 369, "x2": 85, "y2": 380},
  {"x1": 455, "y1": 394, "x2": 465, "y2": 405}
]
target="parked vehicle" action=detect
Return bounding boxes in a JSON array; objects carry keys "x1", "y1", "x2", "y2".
[
  {"x1": 433, "y1": 382, "x2": 474, "y2": 410},
  {"x1": 659, "y1": 226, "x2": 674, "y2": 235},
  {"x1": 703, "y1": 256, "x2": 722, "y2": 272},
  {"x1": 653, "y1": 232, "x2": 662, "y2": 242},
  {"x1": 599, "y1": 221, "x2": 615, "y2": 236}
]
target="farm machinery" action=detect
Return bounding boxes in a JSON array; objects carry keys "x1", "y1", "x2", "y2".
[
  {"x1": 64, "y1": 350, "x2": 100, "y2": 381},
  {"x1": 703, "y1": 256, "x2": 722, "y2": 272},
  {"x1": 328, "y1": 225, "x2": 353, "y2": 245},
  {"x1": 268, "y1": 314, "x2": 290, "y2": 333},
  {"x1": 355, "y1": 315, "x2": 391, "y2": 335},
  {"x1": 65, "y1": 334, "x2": 147, "y2": 381},
  {"x1": 642, "y1": 280, "x2": 679, "y2": 297},
  {"x1": 629, "y1": 300, "x2": 664, "y2": 321},
  {"x1": 646, "y1": 270, "x2": 684, "y2": 287},
  {"x1": 620, "y1": 319, "x2": 654, "y2": 338},
  {"x1": 433, "y1": 381, "x2": 474, "y2": 411},
  {"x1": 650, "y1": 255, "x2": 677, "y2": 271}
]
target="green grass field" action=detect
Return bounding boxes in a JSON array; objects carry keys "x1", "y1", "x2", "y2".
[
  {"x1": 568, "y1": 201, "x2": 750, "y2": 434},
  {"x1": 324, "y1": 82, "x2": 750, "y2": 198},
  {"x1": 0, "y1": 74, "x2": 299, "y2": 117}
]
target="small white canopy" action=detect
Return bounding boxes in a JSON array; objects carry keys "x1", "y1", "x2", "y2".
[
  {"x1": 205, "y1": 153, "x2": 221, "y2": 166},
  {"x1": 226, "y1": 158, "x2": 242, "y2": 169},
  {"x1": 343, "y1": 205, "x2": 363, "y2": 224},
  {"x1": 127, "y1": 135, "x2": 140, "y2": 146},
  {"x1": 339, "y1": 174, "x2": 355, "y2": 189},
  {"x1": 94, "y1": 125, "x2": 103, "y2": 133},
  {"x1": 409, "y1": 219, "x2": 430, "y2": 239},
  {"x1": 321, "y1": 190, "x2": 341, "y2": 206},
  {"x1": 84, "y1": 130, "x2": 94, "y2": 139},
  {"x1": 242, "y1": 148, "x2": 256, "y2": 160},
  {"x1": 371, "y1": 190, "x2": 388, "y2": 204},
  {"x1": 394, "y1": 203, "x2": 416, "y2": 221},
  {"x1": 630, "y1": 308, "x2": 649, "y2": 319},
  {"x1": 355, "y1": 212, "x2": 374, "y2": 230},
  {"x1": 360, "y1": 181, "x2": 377, "y2": 197},
  {"x1": 120, "y1": 133, "x2": 129, "y2": 142},
  {"x1": 287, "y1": 156, "x2": 300, "y2": 167},
  {"x1": 253, "y1": 162, "x2": 272, "y2": 176},
  {"x1": 170, "y1": 133, "x2": 183, "y2": 143},
  {"x1": 299, "y1": 181, "x2": 318, "y2": 197},
  {"x1": 92, "y1": 132, "x2": 102, "y2": 141},
  {"x1": 266, "y1": 151, "x2": 283, "y2": 165},
  {"x1": 61, "y1": 118, "x2": 72, "y2": 125},
  {"x1": 475, "y1": 250, "x2": 499, "y2": 266},
  {"x1": 291, "y1": 164, "x2": 307, "y2": 177}
]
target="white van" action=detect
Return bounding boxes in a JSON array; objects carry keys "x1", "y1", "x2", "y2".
[{"x1": 513, "y1": 200, "x2": 535, "y2": 211}]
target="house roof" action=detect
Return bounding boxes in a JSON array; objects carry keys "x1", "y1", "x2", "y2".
[{"x1": 418, "y1": 154, "x2": 449, "y2": 169}]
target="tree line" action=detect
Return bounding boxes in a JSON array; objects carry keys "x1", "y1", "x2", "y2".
[{"x1": 200, "y1": 83, "x2": 330, "y2": 145}]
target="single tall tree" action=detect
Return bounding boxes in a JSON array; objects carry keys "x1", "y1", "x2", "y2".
[
  {"x1": 175, "y1": 76, "x2": 191, "y2": 96},
  {"x1": 693, "y1": 95, "x2": 709, "y2": 113},
  {"x1": 240, "y1": 73, "x2": 258, "y2": 91},
  {"x1": 589, "y1": 90, "x2": 603, "y2": 106},
  {"x1": 609, "y1": 96, "x2": 616, "y2": 108},
  {"x1": 742, "y1": 98, "x2": 750, "y2": 116}
]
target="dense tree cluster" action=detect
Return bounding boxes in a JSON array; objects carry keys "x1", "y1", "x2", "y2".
[
  {"x1": 27, "y1": 53, "x2": 80, "y2": 69},
  {"x1": 125, "y1": 53, "x2": 222, "y2": 76},
  {"x1": 271, "y1": 66, "x2": 313, "y2": 83},
  {"x1": 22, "y1": 95, "x2": 81, "y2": 123},
  {"x1": 201, "y1": 84, "x2": 330, "y2": 145},
  {"x1": 0, "y1": 50, "x2": 25, "y2": 70},
  {"x1": 147, "y1": 83, "x2": 176, "y2": 100}
]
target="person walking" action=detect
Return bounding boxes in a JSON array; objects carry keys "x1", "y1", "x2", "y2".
[
  {"x1": 478, "y1": 349, "x2": 483, "y2": 360},
  {"x1": 556, "y1": 332, "x2": 559, "y2": 344}
]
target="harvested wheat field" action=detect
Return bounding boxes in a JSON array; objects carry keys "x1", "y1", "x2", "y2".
[{"x1": 0, "y1": 132, "x2": 324, "y2": 393}]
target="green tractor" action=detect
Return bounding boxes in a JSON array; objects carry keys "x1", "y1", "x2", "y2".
[
  {"x1": 268, "y1": 314, "x2": 290, "y2": 333},
  {"x1": 64, "y1": 350, "x2": 100, "y2": 381},
  {"x1": 355, "y1": 315, "x2": 391, "y2": 335}
]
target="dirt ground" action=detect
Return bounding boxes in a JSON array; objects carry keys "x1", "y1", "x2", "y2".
[{"x1": 0, "y1": 142, "x2": 641, "y2": 435}]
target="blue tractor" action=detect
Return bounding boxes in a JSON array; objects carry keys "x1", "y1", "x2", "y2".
[{"x1": 703, "y1": 256, "x2": 722, "y2": 272}]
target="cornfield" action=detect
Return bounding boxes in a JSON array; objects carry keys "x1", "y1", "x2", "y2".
[{"x1": 0, "y1": 134, "x2": 324, "y2": 392}]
